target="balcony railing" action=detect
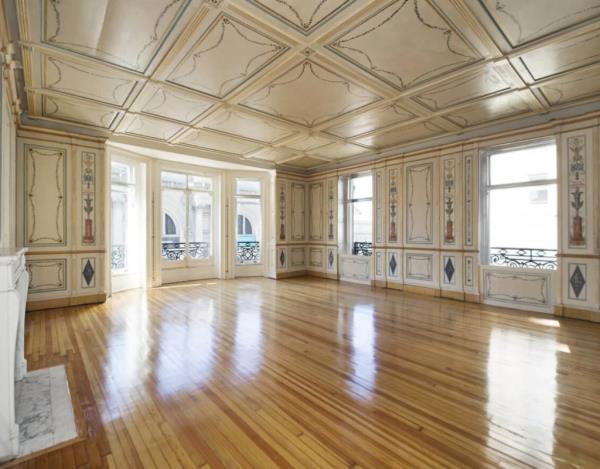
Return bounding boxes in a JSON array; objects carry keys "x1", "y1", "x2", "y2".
[
  {"x1": 489, "y1": 247, "x2": 557, "y2": 270},
  {"x1": 111, "y1": 244, "x2": 127, "y2": 271},
  {"x1": 237, "y1": 241, "x2": 260, "y2": 264},
  {"x1": 352, "y1": 241, "x2": 373, "y2": 256},
  {"x1": 161, "y1": 241, "x2": 210, "y2": 261}
]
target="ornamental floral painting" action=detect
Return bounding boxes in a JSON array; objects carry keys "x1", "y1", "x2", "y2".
[{"x1": 82, "y1": 152, "x2": 96, "y2": 245}]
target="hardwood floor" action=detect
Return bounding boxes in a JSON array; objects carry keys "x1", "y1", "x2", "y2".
[{"x1": 4, "y1": 277, "x2": 600, "y2": 468}]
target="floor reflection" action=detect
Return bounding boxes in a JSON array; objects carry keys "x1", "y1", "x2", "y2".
[
  {"x1": 487, "y1": 327, "x2": 557, "y2": 461},
  {"x1": 349, "y1": 303, "x2": 377, "y2": 400},
  {"x1": 233, "y1": 288, "x2": 263, "y2": 378}
]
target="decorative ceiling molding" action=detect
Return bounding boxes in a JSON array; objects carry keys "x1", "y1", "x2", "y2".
[
  {"x1": 241, "y1": 59, "x2": 381, "y2": 126},
  {"x1": 478, "y1": 0, "x2": 600, "y2": 47},
  {"x1": 168, "y1": 13, "x2": 288, "y2": 97},
  {"x1": 42, "y1": 0, "x2": 193, "y2": 72},
  {"x1": 9, "y1": 0, "x2": 600, "y2": 171},
  {"x1": 246, "y1": 0, "x2": 357, "y2": 35},
  {"x1": 326, "y1": 0, "x2": 481, "y2": 90}
]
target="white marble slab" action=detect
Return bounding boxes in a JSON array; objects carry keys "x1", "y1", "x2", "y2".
[{"x1": 15, "y1": 365, "x2": 77, "y2": 457}]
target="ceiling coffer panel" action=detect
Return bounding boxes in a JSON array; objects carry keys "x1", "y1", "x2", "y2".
[
  {"x1": 246, "y1": 0, "x2": 356, "y2": 35},
  {"x1": 168, "y1": 14, "x2": 288, "y2": 98},
  {"x1": 324, "y1": 101, "x2": 415, "y2": 138},
  {"x1": 538, "y1": 70, "x2": 600, "y2": 107},
  {"x1": 179, "y1": 129, "x2": 261, "y2": 154},
  {"x1": 42, "y1": 55, "x2": 138, "y2": 106},
  {"x1": 42, "y1": 94, "x2": 120, "y2": 129},
  {"x1": 326, "y1": 0, "x2": 481, "y2": 90},
  {"x1": 139, "y1": 84, "x2": 213, "y2": 123},
  {"x1": 354, "y1": 121, "x2": 445, "y2": 148},
  {"x1": 123, "y1": 115, "x2": 183, "y2": 140},
  {"x1": 204, "y1": 109, "x2": 295, "y2": 143},
  {"x1": 241, "y1": 60, "x2": 381, "y2": 127},
  {"x1": 516, "y1": 30, "x2": 600, "y2": 82},
  {"x1": 411, "y1": 63, "x2": 514, "y2": 111},
  {"x1": 443, "y1": 91, "x2": 532, "y2": 127},
  {"x1": 478, "y1": 0, "x2": 600, "y2": 47},
  {"x1": 42, "y1": 0, "x2": 192, "y2": 72}
]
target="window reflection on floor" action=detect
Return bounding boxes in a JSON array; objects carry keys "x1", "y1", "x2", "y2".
[
  {"x1": 486, "y1": 328, "x2": 557, "y2": 457},
  {"x1": 234, "y1": 290, "x2": 263, "y2": 378},
  {"x1": 349, "y1": 304, "x2": 377, "y2": 400}
]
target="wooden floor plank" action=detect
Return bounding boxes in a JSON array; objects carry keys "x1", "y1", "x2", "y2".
[{"x1": 3, "y1": 277, "x2": 600, "y2": 468}]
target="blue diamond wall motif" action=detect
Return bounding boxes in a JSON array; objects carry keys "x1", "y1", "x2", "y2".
[
  {"x1": 83, "y1": 259, "x2": 95, "y2": 286},
  {"x1": 389, "y1": 255, "x2": 397, "y2": 274},
  {"x1": 444, "y1": 257, "x2": 455, "y2": 283},
  {"x1": 279, "y1": 250, "x2": 285, "y2": 267},
  {"x1": 328, "y1": 250, "x2": 334, "y2": 267},
  {"x1": 570, "y1": 265, "x2": 586, "y2": 298}
]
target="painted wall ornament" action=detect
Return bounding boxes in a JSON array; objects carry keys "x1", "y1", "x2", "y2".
[
  {"x1": 328, "y1": 180, "x2": 335, "y2": 241},
  {"x1": 443, "y1": 159, "x2": 455, "y2": 244},
  {"x1": 279, "y1": 181, "x2": 286, "y2": 241},
  {"x1": 82, "y1": 152, "x2": 96, "y2": 245},
  {"x1": 567, "y1": 136, "x2": 586, "y2": 248},
  {"x1": 388, "y1": 168, "x2": 398, "y2": 242}
]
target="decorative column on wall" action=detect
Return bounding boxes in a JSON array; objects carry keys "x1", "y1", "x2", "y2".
[
  {"x1": 462, "y1": 145, "x2": 479, "y2": 299},
  {"x1": 384, "y1": 164, "x2": 402, "y2": 286},
  {"x1": 373, "y1": 165, "x2": 386, "y2": 284},
  {"x1": 558, "y1": 128, "x2": 599, "y2": 320},
  {"x1": 440, "y1": 151, "x2": 463, "y2": 297},
  {"x1": 325, "y1": 177, "x2": 338, "y2": 276}
]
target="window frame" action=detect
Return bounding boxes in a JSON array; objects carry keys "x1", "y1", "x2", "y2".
[
  {"x1": 234, "y1": 177, "x2": 263, "y2": 266},
  {"x1": 110, "y1": 161, "x2": 137, "y2": 274},
  {"x1": 160, "y1": 170, "x2": 215, "y2": 267},
  {"x1": 340, "y1": 171, "x2": 373, "y2": 256},
  {"x1": 480, "y1": 138, "x2": 558, "y2": 269}
]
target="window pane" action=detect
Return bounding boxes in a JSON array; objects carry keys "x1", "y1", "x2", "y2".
[
  {"x1": 236, "y1": 197, "x2": 261, "y2": 264},
  {"x1": 161, "y1": 189, "x2": 186, "y2": 261},
  {"x1": 161, "y1": 171, "x2": 186, "y2": 189},
  {"x1": 489, "y1": 184, "x2": 557, "y2": 249},
  {"x1": 111, "y1": 161, "x2": 134, "y2": 184},
  {"x1": 188, "y1": 175, "x2": 212, "y2": 191},
  {"x1": 490, "y1": 143, "x2": 556, "y2": 185},
  {"x1": 236, "y1": 179, "x2": 261, "y2": 196},
  {"x1": 350, "y1": 174, "x2": 372, "y2": 200},
  {"x1": 188, "y1": 192, "x2": 212, "y2": 260},
  {"x1": 352, "y1": 200, "x2": 372, "y2": 244},
  {"x1": 111, "y1": 184, "x2": 135, "y2": 271}
]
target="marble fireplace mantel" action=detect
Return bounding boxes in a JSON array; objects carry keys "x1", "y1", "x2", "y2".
[{"x1": 0, "y1": 248, "x2": 29, "y2": 462}]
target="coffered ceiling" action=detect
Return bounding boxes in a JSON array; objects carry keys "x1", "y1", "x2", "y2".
[{"x1": 13, "y1": 0, "x2": 600, "y2": 171}]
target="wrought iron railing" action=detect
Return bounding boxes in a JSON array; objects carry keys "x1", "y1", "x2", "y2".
[
  {"x1": 352, "y1": 241, "x2": 373, "y2": 256},
  {"x1": 237, "y1": 241, "x2": 260, "y2": 264},
  {"x1": 489, "y1": 247, "x2": 557, "y2": 270},
  {"x1": 112, "y1": 244, "x2": 127, "y2": 271},
  {"x1": 161, "y1": 241, "x2": 210, "y2": 261}
]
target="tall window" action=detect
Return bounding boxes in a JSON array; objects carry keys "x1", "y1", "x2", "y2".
[
  {"x1": 482, "y1": 140, "x2": 557, "y2": 269},
  {"x1": 235, "y1": 179, "x2": 262, "y2": 264},
  {"x1": 340, "y1": 173, "x2": 373, "y2": 256},
  {"x1": 111, "y1": 162, "x2": 136, "y2": 272},
  {"x1": 161, "y1": 171, "x2": 213, "y2": 262}
]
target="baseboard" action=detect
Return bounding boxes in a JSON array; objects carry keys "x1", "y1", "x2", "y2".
[
  {"x1": 554, "y1": 305, "x2": 600, "y2": 322},
  {"x1": 402, "y1": 284, "x2": 441, "y2": 297},
  {"x1": 307, "y1": 271, "x2": 337, "y2": 280},
  {"x1": 440, "y1": 290, "x2": 465, "y2": 301},
  {"x1": 27, "y1": 293, "x2": 107, "y2": 312},
  {"x1": 464, "y1": 293, "x2": 481, "y2": 303},
  {"x1": 276, "y1": 270, "x2": 307, "y2": 279}
]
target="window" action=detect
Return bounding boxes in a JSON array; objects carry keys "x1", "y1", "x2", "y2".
[
  {"x1": 235, "y1": 178, "x2": 262, "y2": 264},
  {"x1": 161, "y1": 171, "x2": 213, "y2": 262},
  {"x1": 339, "y1": 172, "x2": 373, "y2": 256},
  {"x1": 482, "y1": 140, "x2": 557, "y2": 269},
  {"x1": 111, "y1": 162, "x2": 136, "y2": 272}
]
